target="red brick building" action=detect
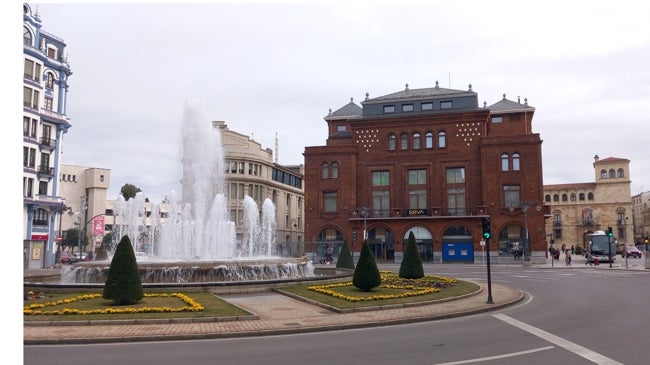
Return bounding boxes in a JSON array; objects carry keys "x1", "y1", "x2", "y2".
[{"x1": 304, "y1": 83, "x2": 548, "y2": 264}]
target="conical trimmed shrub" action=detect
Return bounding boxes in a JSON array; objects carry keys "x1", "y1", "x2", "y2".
[
  {"x1": 352, "y1": 240, "x2": 381, "y2": 292},
  {"x1": 103, "y1": 235, "x2": 143, "y2": 305},
  {"x1": 336, "y1": 240, "x2": 355, "y2": 269},
  {"x1": 399, "y1": 231, "x2": 424, "y2": 279}
]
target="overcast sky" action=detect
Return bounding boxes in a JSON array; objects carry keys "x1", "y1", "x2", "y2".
[{"x1": 21, "y1": 1, "x2": 650, "y2": 202}]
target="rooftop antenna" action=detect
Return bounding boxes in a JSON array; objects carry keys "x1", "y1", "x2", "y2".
[{"x1": 275, "y1": 132, "x2": 278, "y2": 164}]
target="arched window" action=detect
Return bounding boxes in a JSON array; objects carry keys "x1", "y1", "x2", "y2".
[
  {"x1": 331, "y1": 162, "x2": 338, "y2": 178},
  {"x1": 425, "y1": 132, "x2": 433, "y2": 148},
  {"x1": 587, "y1": 192, "x2": 594, "y2": 200},
  {"x1": 609, "y1": 169, "x2": 616, "y2": 178},
  {"x1": 562, "y1": 194, "x2": 568, "y2": 202},
  {"x1": 438, "y1": 131, "x2": 446, "y2": 148},
  {"x1": 512, "y1": 153, "x2": 520, "y2": 171},
  {"x1": 579, "y1": 193, "x2": 585, "y2": 201},
  {"x1": 501, "y1": 153, "x2": 509, "y2": 171},
  {"x1": 601, "y1": 169, "x2": 608, "y2": 178},
  {"x1": 388, "y1": 134, "x2": 396, "y2": 151},
  {"x1": 321, "y1": 163, "x2": 329, "y2": 179},
  {"x1": 23, "y1": 26, "x2": 32, "y2": 46},
  {"x1": 412, "y1": 133, "x2": 421, "y2": 149},
  {"x1": 570, "y1": 193, "x2": 576, "y2": 201},
  {"x1": 400, "y1": 133, "x2": 408, "y2": 150},
  {"x1": 553, "y1": 194, "x2": 559, "y2": 202},
  {"x1": 545, "y1": 194, "x2": 551, "y2": 202},
  {"x1": 617, "y1": 168, "x2": 624, "y2": 177},
  {"x1": 45, "y1": 73, "x2": 54, "y2": 89}
]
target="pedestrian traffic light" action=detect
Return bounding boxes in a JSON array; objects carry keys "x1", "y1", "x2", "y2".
[
  {"x1": 352, "y1": 231, "x2": 357, "y2": 241},
  {"x1": 481, "y1": 217, "x2": 491, "y2": 239},
  {"x1": 607, "y1": 227, "x2": 613, "y2": 237}
]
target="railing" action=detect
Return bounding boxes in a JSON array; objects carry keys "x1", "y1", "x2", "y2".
[
  {"x1": 37, "y1": 165, "x2": 54, "y2": 176},
  {"x1": 39, "y1": 137, "x2": 54, "y2": 147},
  {"x1": 350, "y1": 207, "x2": 482, "y2": 218}
]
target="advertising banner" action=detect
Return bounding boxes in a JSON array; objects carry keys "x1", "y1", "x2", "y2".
[{"x1": 93, "y1": 216, "x2": 105, "y2": 236}]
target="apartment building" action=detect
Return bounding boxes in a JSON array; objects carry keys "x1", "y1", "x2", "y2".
[{"x1": 22, "y1": 3, "x2": 73, "y2": 269}]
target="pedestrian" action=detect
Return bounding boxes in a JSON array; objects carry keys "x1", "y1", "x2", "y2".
[
  {"x1": 585, "y1": 251, "x2": 593, "y2": 266},
  {"x1": 565, "y1": 249, "x2": 571, "y2": 266},
  {"x1": 570, "y1": 245, "x2": 575, "y2": 255}
]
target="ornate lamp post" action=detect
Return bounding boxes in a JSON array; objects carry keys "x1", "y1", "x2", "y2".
[
  {"x1": 54, "y1": 201, "x2": 72, "y2": 264},
  {"x1": 509, "y1": 201, "x2": 542, "y2": 266}
]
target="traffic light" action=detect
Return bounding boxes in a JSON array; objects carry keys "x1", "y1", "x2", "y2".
[
  {"x1": 644, "y1": 237, "x2": 648, "y2": 244},
  {"x1": 352, "y1": 231, "x2": 358, "y2": 241},
  {"x1": 481, "y1": 217, "x2": 491, "y2": 239},
  {"x1": 607, "y1": 227, "x2": 613, "y2": 237}
]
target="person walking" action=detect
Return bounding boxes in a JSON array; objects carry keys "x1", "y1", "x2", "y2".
[
  {"x1": 585, "y1": 251, "x2": 593, "y2": 266},
  {"x1": 565, "y1": 249, "x2": 571, "y2": 266}
]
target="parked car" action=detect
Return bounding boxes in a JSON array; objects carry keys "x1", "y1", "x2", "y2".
[
  {"x1": 73, "y1": 252, "x2": 89, "y2": 261},
  {"x1": 624, "y1": 246, "x2": 643, "y2": 258},
  {"x1": 60, "y1": 252, "x2": 74, "y2": 264}
]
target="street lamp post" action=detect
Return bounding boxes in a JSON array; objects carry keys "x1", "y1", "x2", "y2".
[
  {"x1": 510, "y1": 201, "x2": 542, "y2": 266},
  {"x1": 77, "y1": 196, "x2": 88, "y2": 259},
  {"x1": 55, "y1": 202, "x2": 72, "y2": 264}
]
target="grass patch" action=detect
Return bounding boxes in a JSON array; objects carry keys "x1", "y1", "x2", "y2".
[
  {"x1": 23, "y1": 273, "x2": 480, "y2": 321},
  {"x1": 23, "y1": 291, "x2": 251, "y2": 322},
  {"x1": 280, "y1": 278, "x2": 480, "y2": 310}
]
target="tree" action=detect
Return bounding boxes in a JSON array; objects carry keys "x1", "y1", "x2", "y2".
[
  {"x1": 62, "y1": 228, "x2": 87, "y2": 254},
  {"x1": 352, "y1": 240, "x2": 381, "y2": 292},
  {"x1": 120, "y1": 183, "x2": 142, "y2": 201},
  {"x1": 103, "y1": 235, "x2": 143, "y2": 305},
  {"x1": 336, "y1": 240, "x2": 355, "y2": 269},
  {"x1": 399, "y1": 231, "x2": 424, "y2": 279}
]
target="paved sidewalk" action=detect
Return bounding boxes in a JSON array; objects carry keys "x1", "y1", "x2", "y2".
[{"x1": 23, "y1": 281, "x2": 522, "y2": 345}]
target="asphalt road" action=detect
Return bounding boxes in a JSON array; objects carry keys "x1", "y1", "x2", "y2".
[{"x1": 24, "y1": 263, "x2": 650, "y2": 365}]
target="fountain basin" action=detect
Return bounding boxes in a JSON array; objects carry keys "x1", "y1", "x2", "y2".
[{"x1": 24, "y1": 265, "x2": 353, "y2": 295}]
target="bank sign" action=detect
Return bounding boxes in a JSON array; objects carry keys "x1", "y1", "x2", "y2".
[{"x1": 407, "y1": 209, "x2": 429, "y2": 216}]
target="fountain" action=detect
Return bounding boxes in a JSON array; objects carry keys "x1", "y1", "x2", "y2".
[{"x1": 61, "y1": 100, "x2": 317, "y2": 285}]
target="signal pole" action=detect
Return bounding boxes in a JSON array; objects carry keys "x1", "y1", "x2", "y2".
[{"x1": 482, "y1": 217, "x2": 494, "y2": 304}]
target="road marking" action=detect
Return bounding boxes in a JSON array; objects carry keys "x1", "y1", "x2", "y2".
[
  {"x1": 432, "y1": 346, "x2": 554, "y2": 364},
  {"x1": 493, "y1": 313, "x2": 623, "y2": 365}
]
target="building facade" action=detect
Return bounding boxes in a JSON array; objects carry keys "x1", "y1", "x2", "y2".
[
  {"x1": 62, "y1": 122, "x2": 305, "y2": 258},
  {"x1": 543, "y1": 156, "x2": 634, "y2": 251},
  {"x1": 57, "y1": 164, "x2": 111, "y2": 259},
  {"x1": 304, "y1": 83, "x2": 548, "y2": 264},
  {"x1": 22, "y1": 3, "x2": 73, "y2": 269},
  {"x1": 215, "y1": 121, "x2": 305, "y2": 256},
  {"x1": 631, "y1": 191, "x2": 650, "y2": 245}
]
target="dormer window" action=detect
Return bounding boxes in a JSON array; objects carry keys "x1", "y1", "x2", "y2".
[
  {"x1": 440, "y1": 101, "x2": 453, "y2": 109},
  {"x1": 402, "y1": 104, "x2": 414, "y2": 112},
  {"x1": 421, "y1": 102, "x2": 433, "y2": 111},
  {"x1": 492, "y1": 116, "x2": 503, "y2": 123},
  {"x1": 383, "y1": 105, "x2": 395, "y2": 114}
]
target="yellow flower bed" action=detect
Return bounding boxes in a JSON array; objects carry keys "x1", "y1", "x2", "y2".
[
  {"x1": 23, "y1": 292, "x2": 204, "y2": 316},
  {"x1": 307, "y1": 271, "x2": 456, "y2": 302}
]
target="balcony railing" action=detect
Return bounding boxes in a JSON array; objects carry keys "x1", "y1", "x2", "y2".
[
  {"x1": 37, "y1": 165, "x2": 54, "y2": 177},
  {"x1": 350, "y1": 207, "x2": 483, "y2": 218},
  {"x1": 39, "y1": 137, "x2": 54, "y2": 148}
]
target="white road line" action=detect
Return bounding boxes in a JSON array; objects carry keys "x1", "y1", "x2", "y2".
[
  {"x1": 493, "y1": 313, "x2": 623, "y2": 365},
  {"x1": 432, "y1": 346, "x2": 554, "y2": 365}
]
